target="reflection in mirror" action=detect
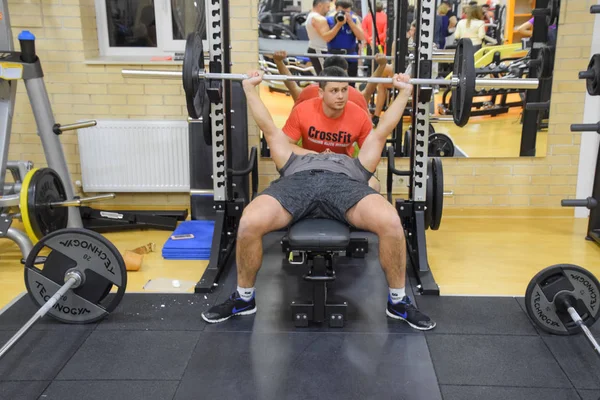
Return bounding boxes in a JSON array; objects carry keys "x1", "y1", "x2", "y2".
[{"x1": 256, "y1": 0, "x2": 557, "y2": 159}]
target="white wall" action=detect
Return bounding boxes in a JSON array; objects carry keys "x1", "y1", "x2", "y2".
[{"x1": 575, "y1": 2, "x2": 600, "y2": 218}]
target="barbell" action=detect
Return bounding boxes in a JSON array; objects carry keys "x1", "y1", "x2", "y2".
[
  {"x1": 122, "y1": 34, "x2": 539, "y2": 128},
  {"x1": 0, "y1": 228, "x2": 127, "y2": 360},
  {"x1": 525, "y1": 264, "x2": 600, "y2": 358}
]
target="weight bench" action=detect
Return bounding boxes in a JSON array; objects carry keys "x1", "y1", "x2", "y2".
[{"x1": 284, "y1": 218, "x2": 354, "y2": 328}]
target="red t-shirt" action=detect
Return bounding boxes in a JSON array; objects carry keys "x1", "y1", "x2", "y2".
[
  {"x1": 362, "y1": 11, "x2": 387, "y2": 49},
  {"x1": 283, "y1": 97, "x2": 373, "y2": 156},
  {"x1": 295, "y1": 84, "x2": 370, "y2": 115}
]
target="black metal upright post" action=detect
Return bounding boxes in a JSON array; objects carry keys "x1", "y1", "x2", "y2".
[{"x1": 520, "y1": 0, "x2": 551, "y2": 156}]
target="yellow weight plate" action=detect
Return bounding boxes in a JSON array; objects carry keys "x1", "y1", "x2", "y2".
[{"x1": 20, "y1": 168, "x2": 40, "y2": 243}]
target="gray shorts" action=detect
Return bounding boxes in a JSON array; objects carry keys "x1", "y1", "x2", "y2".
[{"x1": 260, "y1": 170, "x2": 379, "y2": 226}]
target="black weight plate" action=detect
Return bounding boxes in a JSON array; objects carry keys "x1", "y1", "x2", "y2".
[
  {"x1": 525, "y1": 264, "x2": 600, "y2": 335},
  {"x1": 26, "y1": 168, "x2": 68, "y2": 242},
  {"x1": 534, "y1": 45, "x2": 554, "y2": 79},
  {"x1": 183, "y1": 32, "x2": 206, "y2": 119},
  {"x1": 452, "y1": 39, "x2": 476, "y2": 127},
  {"x1": 429, "y1": 133, "x2": 455, "y2": 157},
  {"x1": 24, "y1": 228, "x2": 128, "y2": 324},
  {"x1": 586, "y1": 54, "x2": 600, "y2": 96},
  {"x1": 430, "y1": 157, "x2": 444, "y2": 230},
  {"x1": 425, "y1": 159, "x2": 433, "y2": 229},
  {"x1": 403, "y1": 129, "x2": 412, "y2": 157}
]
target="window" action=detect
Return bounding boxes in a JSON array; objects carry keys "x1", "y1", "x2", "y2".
[{"x1": 95, "y1": 0, "x2": 207, "y2": 57}]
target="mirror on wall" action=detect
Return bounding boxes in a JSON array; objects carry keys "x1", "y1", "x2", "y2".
[{"x1": 256, "y1": 0, "x2": 557, "y2": 158}]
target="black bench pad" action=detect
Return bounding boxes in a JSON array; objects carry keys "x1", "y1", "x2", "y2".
[{"x1": 288, "y1": 219, "x2": 350, "y2": 250}]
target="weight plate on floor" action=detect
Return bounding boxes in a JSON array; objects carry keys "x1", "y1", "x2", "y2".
[
  {"x1": 584, "y1": 54, "x2": 600, "y2": 96},
  {"x1": 20, "y1": 168, "x2": 68, "y2": 243},
  {"x1": 429, "y1": 133, "x2": 455, "y2": 157},
  {"x1": 24, "y1": 228, "x2": 127, "y2": 324},
  {"x1": 452, "y1": 39, "x2": 476, "y2": 127},
  {"x1": 183, "y1": 32, "x2": 207, "y2": 120},
  {"x1": 525, "y1": 264, "x2": 600, "y2": 335},
  {"x1": 430, "y1": 157, "x2": 444, "y2": 230}
]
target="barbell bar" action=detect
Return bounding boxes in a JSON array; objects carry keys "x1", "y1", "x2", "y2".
[
  {"x1": 121, "y1": 69, "x2": 539, "y2": 91},
  {"x1": 0, "y1": 270, "x2": 83, "y2": 360},
  {"x1": 260, "y1": 51, "x2": 455, "y2": 61}
]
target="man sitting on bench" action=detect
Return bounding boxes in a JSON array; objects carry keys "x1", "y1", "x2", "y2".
[{"x1": 201, "y1": 70, "x2": 436, "y2": 331}]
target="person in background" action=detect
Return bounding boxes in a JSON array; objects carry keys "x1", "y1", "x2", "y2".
[
  {"x1": 305, "y1": 0, "x2": 340, "y2": 75},
  {"x1": 362, "y1": 1, "x2": 387, "y2": 54},
  {"x1": 454, "y1": 5, "x2": 485, "y2": 51},
  {"x1": 326, "y1": 0, "x2": 366, "y2": 85},
  {"x1": 481, "y1": 4, "x2": 494, "y2": 23},
  {"x1": 440, "y1": 0, "x2": 457, "y2": 47},
  {"x1": 516, "y1": 16, "x2": 557, "y2": 46},
  {"x1": 270, "y1": 51, "x2": 388, "y2": 115},
  {"x1": 435, "y1": 2, "x2": 451, "y2": 49}
]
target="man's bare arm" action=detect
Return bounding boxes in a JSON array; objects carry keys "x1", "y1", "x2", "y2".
[
  {"x1": 361, "y1": 53, "x2": 389, "y2": 101},
  {"x1": 242, "y1": 72, "x2": 292, "y2": 169},
  {"x1": 358, "y1": 74, "x2": 412, "y2": 172},
  {"x1": 272, "y1": 51, "x2": 302, "y2": 101},
  {"x1": 314, "y1": 17, "x2": 344, "y2": 42}
]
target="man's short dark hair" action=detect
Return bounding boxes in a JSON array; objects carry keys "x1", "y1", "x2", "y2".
[
  {"x1": 323, "y1": 55, "x2": 348, "y2": 71},
  {"x1": 335, "y1": 0, "x2": 353, "y2": 9},
  {"x1": 376, "y1": 1, "x2": 383, "y2": 12},
  {"x1": 318, "y1": 66, "x2": 349, "y2": 89},
  {"x1": 312, "y1": 0, "x2": 330, "y2": 7}
]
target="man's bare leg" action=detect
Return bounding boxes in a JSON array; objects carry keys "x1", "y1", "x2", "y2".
[
  {"x1": 236, "y1": 195, "x2": 292, "y2": 287},
  {"x1": 346, "y1": 194, "x2": 436, "y2": 330},
  {"x1": 202, "y1": 195, "x2": 292, "y2": 323}
]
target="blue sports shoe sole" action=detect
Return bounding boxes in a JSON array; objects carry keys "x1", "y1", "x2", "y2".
[
  {"x1": 202, "y1": 306, "x2": 257, "y2": 324},
  {"x1": 386, "y1": 308, "x2": 437, "y2": 331}
]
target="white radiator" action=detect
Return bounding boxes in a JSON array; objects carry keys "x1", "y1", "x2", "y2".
[{"x1": 77, "y1": 120, "x2": 190, "y2": 192}]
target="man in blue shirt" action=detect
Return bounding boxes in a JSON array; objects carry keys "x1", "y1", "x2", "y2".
[{"x1": 326, "y1": 0, "x2": 365, "y2": 86}]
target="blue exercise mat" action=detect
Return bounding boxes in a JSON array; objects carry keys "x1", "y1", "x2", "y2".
[{"x1": 162, "y1": 220, "x2": 215, "y2": 260}]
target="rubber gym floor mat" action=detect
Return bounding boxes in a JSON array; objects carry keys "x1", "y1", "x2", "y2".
[
  {"x1": 414, "y1": 296, "x2": 538, "y2": 335},
  {"x1": 542, "y1": 335, "x2": 600, "y2": 390},
  {"x1": 0, "y1": 329, "x2": 92, "y2": 381},
  {"x1": 41, "y1": 380, "x2": 180, "y2": 400},
  {"x1": 0, "y1": 381, "x2": 50, "y2": 400},
  {"x1": 579, "y1": 390, "x2": 600, "y2": 399},
  {"x1": 0, "y1": 295, "x2": 99, "y2": 332},
  {"x1": 174, "y1": 331, "x2": 442, "y2": 400},
  {"x1": 439, "y1": 385, "x2": 581, "y2": 400},
  {"x1": 93, "y1": 293, "x2": 217, "y2": 331},
  {"x1": 426, "y1": 334, "x2": 574, "y2": 388},
  {"x1": 203, "y1": 231, "x2": 418, "y2": 334},
  {"x1": 55, "y1": 330, "x2": 200, "y2": 381}
]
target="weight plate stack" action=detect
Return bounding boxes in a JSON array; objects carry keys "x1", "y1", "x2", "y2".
[{"x1": 20, "y1": 168, "x2": 69, "y2": 243}]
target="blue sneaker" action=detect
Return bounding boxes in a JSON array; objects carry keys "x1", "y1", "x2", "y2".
[
  {"x1": 201, "y1": 291, "x2": 257, "y2": 323},
  {"x1": 386, "y1": 295, "x2": 436, "y2": 331}
]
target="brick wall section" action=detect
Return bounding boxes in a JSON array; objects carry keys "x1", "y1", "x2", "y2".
[{"x1": 6, "y1": 0, "x2": 595, "y2": 210}]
